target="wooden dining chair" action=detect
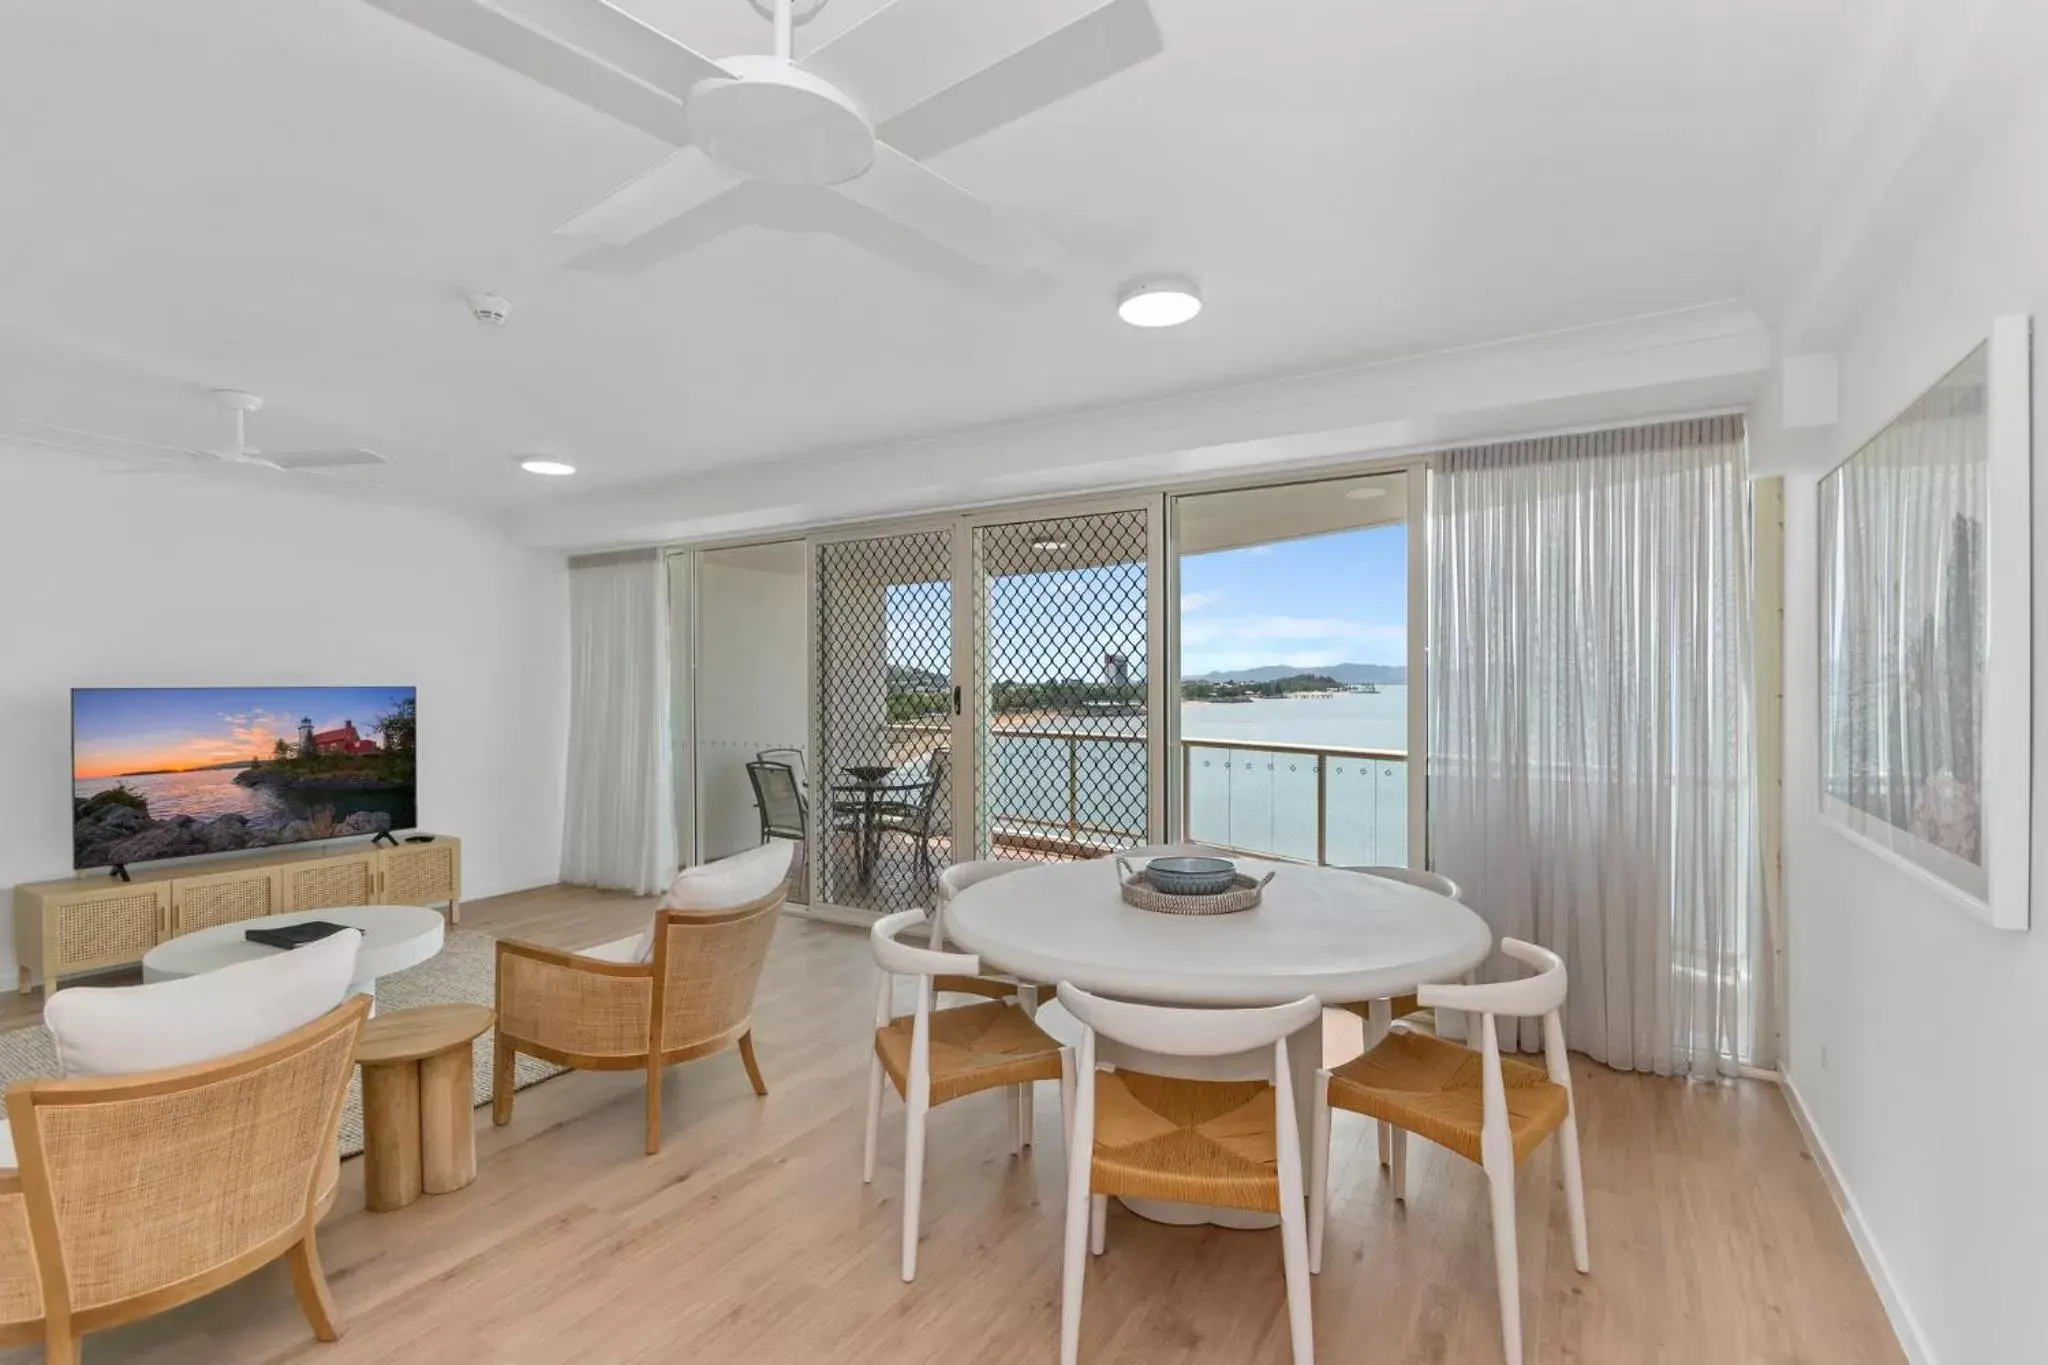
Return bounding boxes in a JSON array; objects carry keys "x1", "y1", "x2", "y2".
[
  {"x1": 1308, "y1": 938, "x2": 1589, "y2": 1365},
  {"x1": 1056, "y1": 981, "x2": 1322, "y2": 1365},
  {"x1": 864, "y1": 910, "x2": 1069, "y2": 1282}
]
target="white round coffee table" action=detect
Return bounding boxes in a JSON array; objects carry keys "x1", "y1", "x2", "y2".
[
  {"x1": 944, "y1": 855, "x2": 1491, "y2": 1227},
  {"x1": 143, "y1": 905, "x2": 446, "y2": 1013}
]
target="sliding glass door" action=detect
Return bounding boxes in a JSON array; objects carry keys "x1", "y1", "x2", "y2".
[
  {"x1": 660, "y1": 468, "x2": 1423, "y2": 918},
  {"x1": 1169, "y1": 468, "x2": 1424, "y2": 866},
  {"x1": 963, "y1": 504, "x2": 1163, "y2": 867},
  {"x1": 812, "y1": 527, "x2": 958, "y2": 912}
]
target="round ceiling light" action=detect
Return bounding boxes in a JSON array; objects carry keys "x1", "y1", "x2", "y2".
[
  {"x1": 1117, "y1": 278, "x2": 1202, "y2": 328},
  {"x1": 519, "y1": 457, "x2": 577, "y2": 477}
]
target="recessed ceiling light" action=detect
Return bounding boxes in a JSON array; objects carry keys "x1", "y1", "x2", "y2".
[
  {"x1": 1117, "y1": 278, "x2": 1202, "y2": 328},
  {"x1": 1031, "y1": 538, "x2": 1070, "y2": 552},
  {"x1": 519, "y1": 457, "x2": 577, "y2": 476},
  {"x1": 1345, "y1": 486, "x2": 1388, "y2": 501}
]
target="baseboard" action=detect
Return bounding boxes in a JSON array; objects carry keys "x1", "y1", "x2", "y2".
[
  {"x1": 779, "y1": 901, "x2": 874, "y2": 931},
  {"x1": 1780, "y1": 1073, "x2": 1936, "y2": 1365}
]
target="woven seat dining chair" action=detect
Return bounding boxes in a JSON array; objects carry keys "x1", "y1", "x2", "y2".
[
  {"x1": 1308, "y1": 938, "x2": 1589, "y2": 1365},
  {"x1": 1336, "y1": 864, "x2": 1469, "y2": 1166},
  {"x1": 1056, "y1": 981, "x2": 1322, "y2": 1365},
  {"x1": 0, "y1": 996, "x2": 371, "y2": 1364},
  {"x1": 494, "y1": 842, "x2": 793, "y2": 1154},
  {"x1": 864, "y1": 909, "x2": 1069, "y2": 1282}
]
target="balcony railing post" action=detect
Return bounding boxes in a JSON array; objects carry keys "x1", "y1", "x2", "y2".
[
  {"x1": 1315, "y1": 756, "x2": 1328, "y2": 867},
  {"x1": 1066, "y1": 736, "x2": 1080, "y2": 846}
]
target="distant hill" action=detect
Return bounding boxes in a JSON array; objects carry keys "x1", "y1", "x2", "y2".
[{"x1": 1192, "y1": 663, "x2": 1407, "y2": 685}]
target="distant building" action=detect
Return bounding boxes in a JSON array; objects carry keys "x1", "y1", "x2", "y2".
[
  {"x1": 1103, "y1": 653, "x2": 1131, "y2": 688},
  {"x1": 298, "y1": 717, "x2": 378, "y2": 757}
]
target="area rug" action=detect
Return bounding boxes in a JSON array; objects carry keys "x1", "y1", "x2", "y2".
[{"x1": 0, "y1": 929, "x2": 571, "y2": 1158}]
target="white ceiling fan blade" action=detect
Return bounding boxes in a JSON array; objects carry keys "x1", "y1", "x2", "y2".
[
  {"x1": 17, "y1": 421, "x2": 205, "y2": 461},
  {"x1": 491, "y1": 0, "x2": 731, "y2": 101},
  {"x1": 833, "y1": 145, "x2": 1053, "y2": 276},
  {"x1": 555, "y1": 148, "x2": 741, "y2": 243},
  {"x1": 263, "y1": 448, "x2": 391, "y2": 471},
  {"x1": 805, "y1": 0, "x2": 1126, "y2": 128},
  {"x1": 360, "y1": 0, "x2": 701, "y2": 145},
  {"x1": 875, "y1": 0, "x2": 1164, "y2": 160}
]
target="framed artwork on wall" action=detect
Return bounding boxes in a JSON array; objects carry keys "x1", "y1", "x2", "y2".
[{"x1": 1818, "y1": 314, "x2": 2032, "y2": 930}]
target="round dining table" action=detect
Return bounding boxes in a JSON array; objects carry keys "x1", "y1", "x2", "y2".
[{"x1": 944, "y1": 854, "x2": 1491, "y2": 1227}]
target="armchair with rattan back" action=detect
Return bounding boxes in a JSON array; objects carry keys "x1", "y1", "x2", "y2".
[
  {"x1": 492, "y1": 884, "x2": 786, "y2": 1154},
  {"x1": 0, "y1": 995, "x2": 371, "y2": 1365}
]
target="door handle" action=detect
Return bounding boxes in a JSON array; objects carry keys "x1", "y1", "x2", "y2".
[{"x1": 952, "y1": 685, "x2": 962, "y2": 716}]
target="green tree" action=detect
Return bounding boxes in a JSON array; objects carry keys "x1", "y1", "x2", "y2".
[{"x1": 374, "y1": 696, "x2": 417, "y2": 752}]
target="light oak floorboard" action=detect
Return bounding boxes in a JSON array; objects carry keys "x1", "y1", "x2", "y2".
[{"x1": 0, "y1": 883, "x2": 1903, "y2": 1365}]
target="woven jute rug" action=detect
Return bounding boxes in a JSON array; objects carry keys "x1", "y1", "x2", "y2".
[{"x1": 0, "y1": 929, "x2": 570, "y2": 1158}]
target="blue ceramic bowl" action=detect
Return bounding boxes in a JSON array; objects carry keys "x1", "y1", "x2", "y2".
[{"x1": 1145, "y1": 856, "x2": 1237, "y2": 896}]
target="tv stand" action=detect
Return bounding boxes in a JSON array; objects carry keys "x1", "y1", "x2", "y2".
[
  {"x1": 108, "y1": 864, "x2": 132, "y2": 884},
  {"x1": 14, "y1": 834, "x2": 462, "y2": 999},
  {"x1": 371, "y1": 830, "x2": 399, "y2": 848}
]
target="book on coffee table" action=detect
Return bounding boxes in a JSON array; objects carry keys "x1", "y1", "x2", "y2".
[{"x1": 244, "y1": 921, "x2": 350, "y2": 950}]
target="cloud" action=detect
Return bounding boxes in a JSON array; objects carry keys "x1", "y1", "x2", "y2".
[{"x1": 1179, "y1": 590, "x2": 1222, "y2": 613}]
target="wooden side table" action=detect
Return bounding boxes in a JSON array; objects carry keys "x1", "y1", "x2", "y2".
[{"x1": 355, "y1": 1003, "x2": 495, "y2": 1212}]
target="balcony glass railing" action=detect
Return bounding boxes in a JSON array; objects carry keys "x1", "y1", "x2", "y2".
[
  {"x1": 1180, "y1": 739, "x2": 1407, "y2": 867},
  {"x1": 930, "y1": 728, "x2": 1408, "y2": 866}
]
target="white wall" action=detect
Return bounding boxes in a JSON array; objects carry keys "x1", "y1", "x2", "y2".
[
  {"x1": 1776, "y1": 76, "x2": 2048, "y2": 1365},
  {"x1": 0, "y1": 450, "x2": 570, "y2": 980},
  {"x1": 694, "y1": 549, "x2": 807, "y2": 861}
]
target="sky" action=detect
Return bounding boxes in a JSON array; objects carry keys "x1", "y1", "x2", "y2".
[
  {"x1": 882, "y1": 523, "x2": 1408, "y2": 682},
  {"x1": 73, "y1": 686, "x2": 414, "y2": 779},
  {"x1": 1179, "y1": 525, "x2": 1408, "y2": 676}
]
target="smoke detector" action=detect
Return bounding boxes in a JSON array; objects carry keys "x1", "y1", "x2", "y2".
[{"x1": 467, "y1": 293, "x2": 513, "y2": 326}]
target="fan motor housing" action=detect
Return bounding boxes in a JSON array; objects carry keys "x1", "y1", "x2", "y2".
[{"x1": 688, "y1": 56, "x2": 874, "y2": 187}]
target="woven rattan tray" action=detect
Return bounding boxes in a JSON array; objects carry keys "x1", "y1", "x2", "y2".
[{"x1": 1115, "y1": 858, "x2": 1274, "y2": 916}]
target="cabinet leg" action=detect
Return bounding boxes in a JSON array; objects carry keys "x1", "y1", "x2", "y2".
[
  {"x1": 361, "y1": 1060, "x2": 424, "y2": 1212},
  {"x1": 17, "y1": 965, "x2": 30, "y2": 997},
  {"x1": 448, "y1": 899, "x2": 461, "y2": 925}
]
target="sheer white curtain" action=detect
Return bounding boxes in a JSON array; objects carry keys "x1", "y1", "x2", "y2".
[
  {"x1": 1428, "y1": 416, "x2": 1765, "y2": 1076},
  {"x1": 560, "y1": 550, "x2": 676, "y2": 895}
]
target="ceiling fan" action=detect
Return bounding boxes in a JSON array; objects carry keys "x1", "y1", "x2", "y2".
[
  {"x1": 13, "y1": 391, "x2": 388, "y2": 478},
  {"x1": 363, "y1": 0, "x2": 1160, "y2": 278}
]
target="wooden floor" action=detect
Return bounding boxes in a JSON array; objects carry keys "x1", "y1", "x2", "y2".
[{"x1": 1, "y1": 883, "x2": 1904, "y2": 1365}]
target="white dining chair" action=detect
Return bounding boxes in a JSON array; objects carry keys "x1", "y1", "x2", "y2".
[
  {"x1": 864, "y1": 910, "x2": 1070, "y2": 1282},
  {"x1": 928, "y1": 858, "x2": 1046, "y2": 1153},
  {"x1": 1340, "y1": 864, "x2": 1462, "y2": 902},
  {"x1": 1336, "y1": 863, "x2": 1469, "y2": 1164},
  {"x1": 1056, "y1": 981, "x2": 1321, "y2": 1365},
  {"x1": 928, "y1": 859, "x2": 1024, "y2": 949},
  {"x1": 1308, "y1": 938, "x2": 1589, "y2": 1365}
]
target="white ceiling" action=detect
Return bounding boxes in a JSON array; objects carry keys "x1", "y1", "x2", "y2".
[{"x1": 0, "y1": 0, "x2": 1857, "y2": 532}]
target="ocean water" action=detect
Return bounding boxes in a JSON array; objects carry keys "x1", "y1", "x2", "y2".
[
  {"x1": 75, "y1": 768, "x2": 294, "y2": 827},
  {"x1": 980, "y1": 687, "x2": 1410, "y2": 866}
]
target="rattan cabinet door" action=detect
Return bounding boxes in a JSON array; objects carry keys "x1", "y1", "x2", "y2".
[
  {"x1": 170, "y1": 868, "x2": 283, "y2": 935},
  {"x1": 283, "y1": 854, "x2": 379, "y2": 912},
  {"x1": 49, "y1": 886, "x2": 166, "y2": 973},
  {"x1": 380, "y1": 840, "x2": 458, "y2": 907}
]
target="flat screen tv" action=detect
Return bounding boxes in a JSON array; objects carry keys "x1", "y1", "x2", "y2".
[{"x1": 72, "y1": 686, "x2": 417, "y2": 871}]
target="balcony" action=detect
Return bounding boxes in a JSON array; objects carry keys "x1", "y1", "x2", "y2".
[{"x1": 970, "y1": 729, "x2": 1407, "y2": 868}]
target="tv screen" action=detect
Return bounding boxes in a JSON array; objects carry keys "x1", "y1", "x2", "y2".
[{"x1": 72, "y1": 686, "x2": 417, "y2": 871}]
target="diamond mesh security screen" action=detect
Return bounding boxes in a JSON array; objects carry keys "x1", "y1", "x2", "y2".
[
  {"x1": 814, "y1": 532, "x2": 954, "y2": 912},
  {"x1": 972, "y1": 511, "x2": 1150, "y2": 865}
]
